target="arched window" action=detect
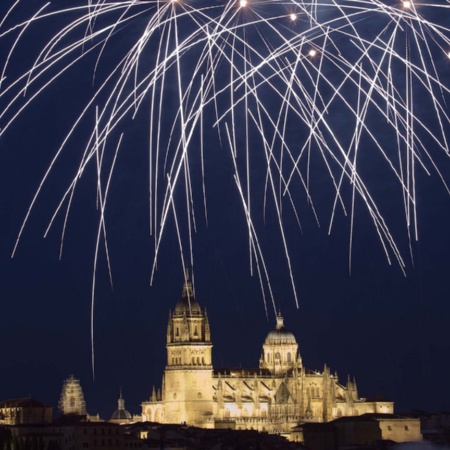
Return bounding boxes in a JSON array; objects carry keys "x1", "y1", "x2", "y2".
[
  {"x1": 287, "y1": 352, "x2": 291, "y2": 362},
  {"x1": 192, "y1": 357, "x2": 195, "y2": 365},
  {"x1": 267, "y1": 353, "x2": 270, "y2": 362},
  {"x1": 176, "y1": 328, "x2": 179, "y2": 337},
  {"x1": 197, "y1": 357, "x2": 200, "y2": 365},
  {"x1": 275, "y1": 352, "x2": 281, "y2": 360},
  {"x1": 202, "y1": 357, "x2": 205, "y2": 365},
  {"x1": 194, "y1": 326, "x2": 198, "y2": 337}
]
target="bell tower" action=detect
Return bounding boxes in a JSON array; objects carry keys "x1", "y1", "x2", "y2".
[
  {"x1": 59, "y1": 375, "x2": 87, "y2": 416},
  {"x1": 163, "y1": 271, "x2": 214, "y2": 427}
]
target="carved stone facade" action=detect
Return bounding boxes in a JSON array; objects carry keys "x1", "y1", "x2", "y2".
[
  {"x1": 59, "y1": 375, "x2": 87, "y2": 416},
  {"x1": 141, "y1": 276, "x2": 393, "y2": 434}
]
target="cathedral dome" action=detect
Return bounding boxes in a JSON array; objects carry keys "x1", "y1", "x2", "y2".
[
  {"x1": 264, "y1": 313, "x2": 297, "y2": 345},
  {"x1": 174, "y1": 297, "x2": 202, "y2": 315},
  {"x1": 173, "y1": 270, "x2": 202, "y2": 315}
]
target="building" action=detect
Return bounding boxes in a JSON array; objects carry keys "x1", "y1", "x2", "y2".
[
  {"x1": 301, "y1": 413, "x2": 422, "y2": 449},
  {"x1": 6, "y1": 418, "x2": 126, "y2": 450},
  {"x1": 0, "y1": 398, "x2": 52, "y2": 425},
  {"x1": 59, "y1": 376, "x2": 87, "y2": 416},
  {"x1": 141, "y1": 274, "x2": 394, "y2": 436}
]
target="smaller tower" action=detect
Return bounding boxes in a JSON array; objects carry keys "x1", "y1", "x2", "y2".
[
  {"x1": 59, "y1": 375, "x2": 87, "y2": 416},
  {"x1": 110, "y1": 389, "x2": 132, "y2": 422}
]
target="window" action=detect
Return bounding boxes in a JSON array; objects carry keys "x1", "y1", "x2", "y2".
[
  {"x1": 275, "y1": 352, "x2": 281, "y2": 360},
  {"x1": 267, "y1": 353, "x2": 270, "y2": 362},
  {"x1": 287, "y1": 352, "x2": 291, "y2": 362}
]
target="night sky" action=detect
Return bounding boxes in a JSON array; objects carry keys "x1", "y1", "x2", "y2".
[{"x1": 1, "y1": 1, "x2": 450, "y2": 421}]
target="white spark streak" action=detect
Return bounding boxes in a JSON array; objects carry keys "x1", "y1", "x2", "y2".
[{"x1": 0, "y1": 0, "x2": 449, "y2": 341}]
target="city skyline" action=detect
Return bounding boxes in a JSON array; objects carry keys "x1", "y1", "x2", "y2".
[{"x1": 1, "y1": 0, "x2": 450, "y2": 421}]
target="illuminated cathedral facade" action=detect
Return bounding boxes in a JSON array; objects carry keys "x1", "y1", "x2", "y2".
[{"x1": 141, "y1": 275, "x2": 393, "y2": 433}]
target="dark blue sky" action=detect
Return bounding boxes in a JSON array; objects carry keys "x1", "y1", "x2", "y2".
[{"x1": 1, "y1": 1, "x2": 450, "y2": 420}]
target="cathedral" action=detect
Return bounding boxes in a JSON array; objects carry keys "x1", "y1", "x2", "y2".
[{"x1": 141, "y1": 275, "x2": 393, "y2": 434}]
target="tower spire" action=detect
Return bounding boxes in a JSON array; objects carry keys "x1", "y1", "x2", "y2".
[{"x1": 182, "y1": 267, "x2": 193, "y2": 298}]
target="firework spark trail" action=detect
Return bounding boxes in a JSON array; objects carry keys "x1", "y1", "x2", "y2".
[{"x1": 0, "y1": 0, "x2": 450, "y2": 323}]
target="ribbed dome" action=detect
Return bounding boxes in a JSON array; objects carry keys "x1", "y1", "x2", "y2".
[
  {"x1": 174, "y1": 270, "x2": 202, "y2": 315},
  {"x1": 111, "y1": 409, "x2": 132, "y2": 420},
  {"x1": 264, "y1": 313, "x2": 297, "y2": 345},
  {"x1": 174, "y1": 297, "x2": 202, "y2": 315}
]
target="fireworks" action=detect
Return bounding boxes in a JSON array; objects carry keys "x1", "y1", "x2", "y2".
[{"x1": 1, "y1": 0, "x2": 450, "y2": 314}]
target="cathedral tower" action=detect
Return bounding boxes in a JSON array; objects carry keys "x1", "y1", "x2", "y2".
[
  {"x1": 59, "y1": 375, "x2": 87, "y2": 416},
  {"x1": 163, "y1": 271, "x2": 214, "y2": 426}
]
